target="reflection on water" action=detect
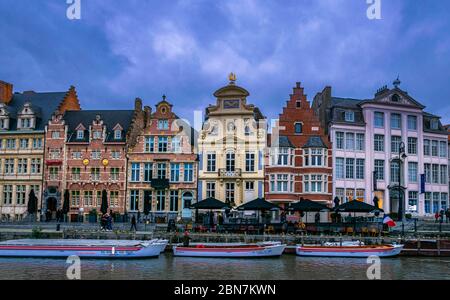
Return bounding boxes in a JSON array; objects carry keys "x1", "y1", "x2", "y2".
[{"x1": 0, "y1": 254, "x2": 449, "y2": 280}]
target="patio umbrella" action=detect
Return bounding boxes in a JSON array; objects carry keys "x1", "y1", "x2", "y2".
[
  {"x1": 190, "y1": 198, "x2": 230, "y2": 210},
  {"x1": 289, "y1": 199, "x2": 330, "y2": 225},
  {"x1": 335, "y1": 200, "x2": 384, "y2": 213},
  {"x1": 100, "y1": 189, "x2": 108, "y2": 215},
  {"x1": 236, "y1": 198, "x2": 281, "y2": 211}
]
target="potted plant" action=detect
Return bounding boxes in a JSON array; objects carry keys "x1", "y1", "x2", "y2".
[{"x1": 88, "y1": 208, "x2": 98, "y2": 223}]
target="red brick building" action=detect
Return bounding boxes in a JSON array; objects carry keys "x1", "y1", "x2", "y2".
[
  {"x1": 126, "y1": 96, "x2": 197, "y2": 222},
  {"x1": 265, "y1": 83, "x2": 332, "y2": 209},
  {"x1": 44, "y1": 105, "x2": 136, "y2": 221}
]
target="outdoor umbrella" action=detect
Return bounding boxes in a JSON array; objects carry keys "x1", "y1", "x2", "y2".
[
  {"x1": 62, "y1": 190, "x2": 70, "y2": 222},
  {"x1": 100, "y1": 189, "x2": 108, "y2": 215},
  {"x1": 335, "y1": 200, "x2": 384, "y2": 213},
  {"x1": 236, "y1": 198, "x2": 282, "y2": 225},
  {"x1": 289, "y1": 199, "x2": 330, "y2": 225},
  {"x1": 191, "y1": 198, "x2": 230, "y2": 228},
  {"x1": 27, "y1": 189, "x2": 38, "y2": 221}
]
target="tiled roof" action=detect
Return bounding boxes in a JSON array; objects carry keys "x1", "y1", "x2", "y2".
[{"x1": 303, "y1": 136, "x2": 328, "y2": 148}]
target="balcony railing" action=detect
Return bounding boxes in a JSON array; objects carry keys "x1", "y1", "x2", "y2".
[{"x1": 219, "y1": 168, "x2": 242, "y2": 178}]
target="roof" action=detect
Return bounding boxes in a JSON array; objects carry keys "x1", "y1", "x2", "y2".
[
  {"x1": 331, "y1": 97, "x2": 364, "y2": 108},
  {"x1": 1, "y1": 91, "x2": 67, "y2": 131},
  {"x1": 268, "y1": 135, "x2": 294, "y2": 148},
  {"x1": 64, "y1": 110, "x2": 135, "y2": 142},
  {"x1": 303, "y1": 136, "x2": 328, "y2": 148}
]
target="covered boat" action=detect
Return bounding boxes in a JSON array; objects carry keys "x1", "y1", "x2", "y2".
[
  {"x1": 296, "y1": 244, "x2": 403, "y2": 258},
  {"x1": 173, "y1": 242, "x2": 286, "y2": 258},
  {"x1": 0, "y1": 239, "x2": 168, "y2": 259}
]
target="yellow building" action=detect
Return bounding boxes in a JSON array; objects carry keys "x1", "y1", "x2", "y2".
[{"x1": 198, "y1": 75, "x2": 266, "y2": 206}]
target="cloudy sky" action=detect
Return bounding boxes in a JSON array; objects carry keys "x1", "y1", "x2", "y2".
[{"x1": 1, "y1": 0, "x2": 449, "y2": 125}]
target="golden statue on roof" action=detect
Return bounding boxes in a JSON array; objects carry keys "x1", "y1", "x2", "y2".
[{"x1": 228, "y1": 72, "x2": 236, "y2": 83}]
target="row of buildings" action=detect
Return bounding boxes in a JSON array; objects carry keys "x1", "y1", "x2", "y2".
[{"x1": 0, "y1": 75, "x2": 448, "y2": 222}]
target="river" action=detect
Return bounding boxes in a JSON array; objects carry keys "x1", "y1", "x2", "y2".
[{"x1": 0, "y1": 254, "x2": 448, "y2": 280}]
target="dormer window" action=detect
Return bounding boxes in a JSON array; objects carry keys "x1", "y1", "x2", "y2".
[
  {"x1": 244, "y1": 126, "x2": 251, "y2": 136},
  {"x1": 0, "y1": 118, "x2": 7, "y2": 130},
  {"x1": 114, "y1": 130, "x2": 122, "y2": 140},
  {"x1": 21, "y1": 118, "x2": 31, "y2": 128},
  {"x1": 430, "y1": 119, "x2": 439, "y2": 130},
  {"x1": 158, "y1": 119, "x2": 169, "y2": 130},
  {"x1": 93, "y1": 131, "x2": 102, "y2": 139},
  {"x1": 345, "y1": 111, "x2": 355, "y2": 122},
  {"x1": 391, "y1": 94, "x2": 400, "y2": 102},
  {"x1": 77, "y1": 130, "x2": 84, "y2": 140}
]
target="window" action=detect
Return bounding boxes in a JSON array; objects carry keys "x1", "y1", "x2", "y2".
[
  {"x1": 158, "y1": 120, "x2": 169, "y2": 130},
  {"x1": 18, "y1": 158, "x2": 28, "y2": 174},
  {"x1": 71, "y1": 191, "x2": 80, "y2": 207},
  {"x1": 407, "y1": 115, "x2": 417, "y2": 130},
  {"x1": 432, "y1": 164, "x2": 439, "y2": 184},
  {"x1": 408, "y1": 137, "x2": 417, "y2": 155},
  {"x1": 145, "y1": 137, "x2": 154, "y2": 153},
  {"x1": 345, "y1": 133, "x2": 354, "y2": 150},
  {"x1": 156, "y1": 190, "x2": 166, "y2": 211},
  {"x1": 345, "y1": 158, "x2": 354, "y2": 179},
  {"x1": 245, "y1": 152, "x2": 255, "y2": 172},
  {"x1": 225, "y1": 183, "x2": 235, "y2": 203},
  {"x1": 170, "y1": 163, "x2": 180, "y2": 182},
  {"x1": 335, "y1": 158, "x2": 344, "y2": 179},
  {"x1": 374, "y1": 134, "x2": 384, "y2": 152},
  {"x1": 295, "y1": 123, "x2": 303, "y2": 134},
  {"x1": 206, "y1": 182, "x2": 216, "y2": 198},
  {"x1": 441, "y1": 193, "x2": 448, "y2": 210},
  {"x1": 131, "y1": 163, "x2": 140, "y2": 182},
  {"x1": 276, "y1": 174, "x2": 289, "y2": 192},
  {"x1": 345, "y1": 111, "x2": 355, "y2": 122},
  {"x1": 374, "y1": 112, "x2": 384, "y2": 128},
  {"x1": 440, "y1": 165, "x2": 448, "y2": 185},
  {"x1": 305, "y1": 148, "x2": 325, "y2": 167},
  {"x1": 91, "y1": 150, "x2": 101, "y2": 160},
  {"x1": 111, "y1": 151, "x2": 121, "y2": 159},
  {"x1": 345, "y1": 189, "x2": 355, "y2": 202},
  {"x1": 432, "y1": 193, "x2": 440, "y2": 213},
  {"x1": 91, "y1": 168, "x2": 100, "y2": 181},
  {"x1": 430, "y1": 119, "x2": 439, "y2": 130},
  {"x1": 431, "y1": 140, "x2": 438, "y2": 156},
  {"x1": 32, "y1": 138, "x2": 42, "y2": 149},
  {"x1": 19, "y1": 139, "x2": 29, "y2": 149},
  {"x1": 184, "y1": 163, "x2": 194, "y2": 182},
  {"x1": 110, "y1": 168, "x2": 119, "y2": 181},
  {"x1": 93, "y1": 131, "x2": 102, "y2": 139},
  {"x1": 391, "y1": 113, "x2": 401, "y2": 129},
  {"x1": 51, "y1": 131, "x2": 60, "y2": 139},
  {"x1": 207, "y1": 153, "x2": 216, "y2": 172},
  {"x1": 245, "y1": 181, "x2": 255, "y2": 191},
  {"x1": 391, "y1": 136, "x2": 401, "y2": 154},
  {"x1": 110, "y1": 191, "x2": 119, "y2": 207},
  {"x1": 226, "y1": 153, "x2": 235, "y2": 171},
  {"x1": 390, "y1": 161, "x2": 400, "y2": 184},
  {"x1": 31, "y1": 158, "x2": 41, "y2": 174},
  {"x1": 49, "y1": 167, "x2": 59, "y2": 180},
  {"x1": 424, "y1": 139, "x2": 430, "y2": 156},
  {"x1": 72, "y1": 167, "x2": 81, "y2": 181},
  {"x1": 20, "y1": 118, "x2": 31, "y2": 128},
  {"x1": 391, "y1": 94, "x2": 400, "y2": 102},
  {"x1": 171, "y1": 137, "x2": 181, "y2": 153},
  {"x1": 425, "y1": 193, "x2": 431, "y2": 214},
  {"x1": 6, "y1": 139, "x2": 16, "y2": 149},
  {"x1": 276, "y1": 148, "x2": 289, "y2": 166},
  {"x1": 77, "y1": 130, "x2": 84, "y2": 139},
  {"x1": 72, "y1": 151, "x2": 82, "y2": 159},
  {"x1": 408, "y1": 162, "x2": 418, "y2": 183},
  {"x1": 408, "y1": 191, "x2": 418, "y2": 212},
  {"x1": 3, "y1": 185, "x2": 12, "y2": 204},
  {"x1": 244, "y1": 126, "x2": 251, "y2": 136},
  {"x1": 157, "y1": 163, "x2": 166, "y2": 179},
  {"x1": 356, "y1": 189, "x2": 365, "y2": 202},
  {"x1": 16, "y1": 185, "x2": 26, "y2": 205},
  {"x1": 439, "y1": 141, "x2": 447, "y2": 158},
  {"x1": 4, "y1": 159, "x2": 14, "y2": 174},
  {"x1": 96, "y1": 191, "x2": 102, "y2": 207},
  {"x1": 304, "y1": 174, "x2": 326, "y2": 193},
  {"x1": 144, "y1": 163, "x2": 152, "y2": 182},
  {"x1": 49, "y1": 149, "x2": 60, "y2": 159},
  {"x1": 170, "y1": 191, "x2": 179, "y2": 212},
  {"x1": 84, "y1": 191, "x2": 93, "y2": 206},
  {"x1": 130, "y1": 190, "x2": 139, "y2": 211},
  {"x1": 335, "y1": 188, "x2": 345, "y2": 203},
  {"x1": 355, "y1": 159, "x2": 365, "y2": 180},
  {"x1": 374, "y1": 160, "x2": 385, "y2": 180},
  {"x1": 158, "y1": 136, "x2": 168, "y2": 152},
  {"x1": 356, "y1": 133, "x2": 365, "y2": 151},
  {"x1": 336, "y1": 132, "x2": 344, "y2": 150},
  {"x1": 114, "y1": 130, "x2": 121, "y2": 140},
  {"x1": 424, "y1": 164, "x2": 431, "y2": 183}
]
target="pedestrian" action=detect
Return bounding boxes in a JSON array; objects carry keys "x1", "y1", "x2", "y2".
[
  {"x1": 439, "y1": 209, "x2": 445, "y2": 224},
  {"x1": 100, "y1": 214, "x2": 107, "y2": 231},
  {"x1": 107, "y1": 213, "x2": 113, "y2": 231},
  {"x1": 435, "y1": 211, "x2": 439, "y2": 223},
  {"x1": 446, "y1": 208, "x2": 450, "y2": 223},
  {"x1": 182, "y1": 230, "x2": 191, "y2": 247},
  {"x1": 130, "y1": 215, "x2": 137, "y2": 232}
]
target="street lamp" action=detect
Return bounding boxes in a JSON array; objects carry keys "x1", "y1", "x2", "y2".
[{"x1": 397, "y1": 141, "x2": 407, "y2": 222}]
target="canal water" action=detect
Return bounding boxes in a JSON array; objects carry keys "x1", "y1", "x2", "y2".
[{"x1": 0, "y1": 254, "x2": 449, "y2": 280}]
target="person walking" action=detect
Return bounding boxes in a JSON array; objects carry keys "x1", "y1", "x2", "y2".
[
  {"x1": 182, "y1": 230, "x2": 191, "y2": 247},
  {"x1": 446, "y1": 208, "x2": 450, "y2": 223},
  {"x1": 100, "y1": 214, "x2": 107, "y2": 231},
  {"x1": 435, "y1": 211, "x2": 439, "y2": 223},
  {"x1": 107, "y1": 213, "x2": 113, "y2": 231},
  {"x1": 130, "y1": 215, "x2": 137, "y2": 232},
  {"x1": 439, "y1": 209, "x2": 445, "y2": 224}
]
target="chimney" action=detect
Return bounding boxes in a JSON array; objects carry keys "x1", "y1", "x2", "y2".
[
  {"x1": 134, "y1": 98, "x2": 142, "y2": 112},
  {"x1": 0, "y1": 81, "x2": 13, "y2": 104}
]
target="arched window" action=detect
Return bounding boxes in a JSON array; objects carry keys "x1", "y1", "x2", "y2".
[
  {"x1": 391, "y1": 94, "x2": 400, "y2": 102},
  {"x1": 295, "y1": 123, "x2": 303, "y2": 134}
]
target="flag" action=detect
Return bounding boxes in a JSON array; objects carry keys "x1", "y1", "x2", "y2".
[{"x1": 383, "y1": 216, "x2": 396, "y2": 227}]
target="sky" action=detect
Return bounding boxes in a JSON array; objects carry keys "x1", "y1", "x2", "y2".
[{"x1": 1, "y1": 0, "x2": 450, "y2": 125}]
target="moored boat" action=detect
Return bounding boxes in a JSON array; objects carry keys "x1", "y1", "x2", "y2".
[
  {"x1": 296, "y1": 244, "x2": 404, "y2": 258},
  {"x1": 0, "y1": 239, "x2": 168, "y2": 259},
  {"x1": 173, "y1": 242, "x2": 286, "y2": 258}
]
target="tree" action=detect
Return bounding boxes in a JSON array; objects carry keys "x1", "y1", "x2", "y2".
[
  {"x1": 63, "y1": 190, "x2": 70, "y2": 222},
  {"x1": 27, "y1": 189, "x2": 38, "y2": 220},
  {"x1": 100, "y1": 190, "x2": 108, "y2": 215}
]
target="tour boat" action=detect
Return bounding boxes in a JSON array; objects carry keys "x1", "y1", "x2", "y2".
[
  {"x1": 295, "y1": 243, "x2": 404, "y2": 258},
  {"x1": 173, "y1": 242, "x2": 286, "y2": 258},
  {"x1": 0, "y1": 239, "x2": 168, "y2": 259}
]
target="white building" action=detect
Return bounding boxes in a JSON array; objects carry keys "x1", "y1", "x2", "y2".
[{"x1": 313, "y1": 79, "x2": 448, "y2": 217}]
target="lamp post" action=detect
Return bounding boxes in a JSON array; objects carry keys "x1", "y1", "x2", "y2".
[{"x1": 397, "y1": 141, "x2": 408, "y2": 222}]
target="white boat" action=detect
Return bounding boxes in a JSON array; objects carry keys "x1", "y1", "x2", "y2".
[
  {"x1": 296, "y1": 244, "x2": 404, "y2": 258},
  {"x1": 173, "y1": 242, "x2": 286, "y2": 258},
  {"x1": 0, "y1": 239, "x2": 168, "y2": 259}
]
